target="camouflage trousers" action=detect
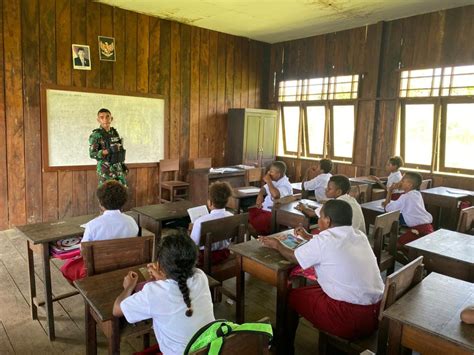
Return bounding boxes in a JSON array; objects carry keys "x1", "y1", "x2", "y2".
[{"x1": 97, "y1": 161, "x2": 128, "y2": 186}]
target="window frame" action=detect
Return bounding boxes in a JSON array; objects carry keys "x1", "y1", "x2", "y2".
[
  {"x1": 329, "y1": 101, "x2": 358, "y2": 163},
  {"x1": 399, "y1": 98, "x2": 439, "y2": 171},
  {"x1": 280, "y1": 103, "x2": 302, "y2": 156},
  {"x1": 302, "y1": 102, "x2": 328, "y2": 159},
  {"x1": 438, "y1": 97, "x2": 474, "y2": 175}
]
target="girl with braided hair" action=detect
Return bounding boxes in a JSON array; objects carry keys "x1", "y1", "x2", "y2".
[{"x1": 113, "y1": 230, "x2": 215, "y2": 355}]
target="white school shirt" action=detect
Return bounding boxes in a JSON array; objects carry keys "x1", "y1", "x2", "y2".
[
  {"x1": 120, "y1": 268, "x2": 215, "y2": 355},
  {"x1": 81, "y1": 210, "x2": 139, "y2": 242},
  {"x1": 303, "y1": 173, "x2": 332, "y2": 202},
  {"x1": 262, "y1": 175, "x2": 293, "y2": 211},
  {"x1": 294, "y1": 226, "x2": 384, "y2": 305},
  {"x1": 190, "y1": 208, "x2": 233, "y2": 250},
  {"x1": 337, "y1": 194, "x2": 366, "y2": 234},
  {"x1": 387, "y1": 171, "x2": 402, "y2": 188},
  {"x1": 385, "y1": 190, "x2": 432, "y2": 227}
]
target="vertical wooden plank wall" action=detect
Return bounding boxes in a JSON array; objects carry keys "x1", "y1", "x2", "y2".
[
  {"x1": 268, "y1": 5, "x2": 474, "y2": 190},
  {"x1": 0, "y1": 0, "x2": 267, "y2": 229}
]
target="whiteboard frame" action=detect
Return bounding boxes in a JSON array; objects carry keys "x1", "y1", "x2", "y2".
[{"x1": 40, "y1": 84, "x2": 168, "y2": 172}]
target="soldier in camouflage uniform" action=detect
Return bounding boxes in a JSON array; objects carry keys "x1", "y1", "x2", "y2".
[{"x1": 89, "y1": 108, "x2": 128, "y2": 186}]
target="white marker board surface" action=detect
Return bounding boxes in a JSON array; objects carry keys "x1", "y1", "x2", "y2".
[{"x1": 41, "y1": 86, "x2": 165, "y2": 170}]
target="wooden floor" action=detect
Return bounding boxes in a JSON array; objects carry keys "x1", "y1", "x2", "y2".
[{"x1": 0, "y1": 228, "x2": 317, "y2": 354}]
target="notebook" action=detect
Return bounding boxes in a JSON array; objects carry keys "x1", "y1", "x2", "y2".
[
  {"x1": 187, "y1": 205, "x2": 209, "y2": 223},
  {"x1": 274, "y1": 234, "x2": 307, "y2": 250}
]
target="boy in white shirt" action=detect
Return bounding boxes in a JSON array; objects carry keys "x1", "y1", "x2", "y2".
[
  {"x1": 370, "y1": 156, "x2": 404, "y2": 200},
  {"x1": 189, "y1": 181, "x2": 233, "y2": 265},
  {"x1": 249, "y1": 161, "x2": 293, "y2": 235},
  {"x1": 113, "y1": 231, "x2": 215, "y2": 355},
  {"x1": 297, "y1": 175, "x2": 366, "y2": 234},
  {"x1": 260, "y1": 200, "x2": 384, "y2": 351},
  {"x1": 60, "y1": 180, "x2": 139, "y2": 282},
  {"x1": 383, "y1": 172, "x2": 433, "y2": 254},
  {"x1": 302, "y1": 158, "x2": 333, "y2": 202}
]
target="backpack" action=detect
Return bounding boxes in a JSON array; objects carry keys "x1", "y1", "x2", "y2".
[{"x1": 184, "y1": 319, "x2": 273, "y2": 355}]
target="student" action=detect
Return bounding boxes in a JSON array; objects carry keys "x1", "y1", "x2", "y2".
[
  {"x1": 189, "y1": 181, "x2": 233, "y2": 265},
  {"x1": 89, "y1": 108, "x2": 128, "y2": 186},
  {"x1": 461, "y1": 306, "x2": 474, "y2": 324},
  {"x1": 60, "y1": 180, "x2": 139, "y2": 282},
  {"x1": 297, "y1": 175, "x2": 366, "y2": 234},
  {"x1": 302, "y1": 158, "x2": 333, "y2": 202},
  {"x1": 371, "y1": 156, "x2": 404, "y2": 199},
  {"x1": 260, "y1": 200, "x2": 384, "y2": 352},
  {"x1": 113, "y1": 231, "x2": 215, "y2": 355},
  {"x1": 383, "y1": 172, "x2": 433, "y2": 253},
  {"x1": 249, "y1": 161, "x2": 293, "y2": 235}
]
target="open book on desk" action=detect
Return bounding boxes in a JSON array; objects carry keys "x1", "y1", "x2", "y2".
[
  {"x1": 187, "y1": 205, "x2": 209, "y2": 223},
  {"x1": 209, "y1": 167, "x2": 241, "y2": 174},
  {"x1": 274, "y1": 233, "x2": 308, "y2": 250}
]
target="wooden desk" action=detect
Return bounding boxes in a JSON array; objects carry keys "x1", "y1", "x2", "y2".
[
  {"x1": 383, "y1": 273, "x2": 474, "y2": 354},
  {"x1": 75, "y1": 265, "x2": 221, "y2": 355},
  {"x1": 421, "y1": 187, "x2": 473, "y2": 230},
  {"x1": 16, "y1": 213, "x2": 96, "y2": 340},
  {"x1": 361, "y1": 199, "x2": 385, "y2": 232},
  {"x1": 132, "y1": 200, "x2": 194, "y2": 257},
  {"x1": 188, "y1": 167, "x2": 246, "y2": 205},
  {"x1": 227, "y1": 186, "x2": 260, "y2": 213},
  {"x1": 349, "y1": 176, "x2": 378, "y2": 201},
  {"x1": 406, "y1": 229, "x2": 474, "y2": 282},
  {"x1": 229, "y1": 238, "x2": 296, "y2": 355},
  {"x1": 273, "y1": 199, "x2": 321, "y2": 232}
]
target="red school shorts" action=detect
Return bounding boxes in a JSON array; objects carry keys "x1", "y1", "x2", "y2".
[
  {"x1": 248, "y1": 207, "x2": 272, "y2": 235},
  {"x1": 289, "y1": 285, "x2": 380, "y2": 340},
  {"x1": 397, "y1": 223, "x2": 434, "y2": 246}
]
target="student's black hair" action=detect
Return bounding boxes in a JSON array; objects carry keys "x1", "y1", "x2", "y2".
[
  {"x1": 77, "y1": 47, "x2": 85, "y2": 52},
  {"x1": 329, "y1": 175, "x2": 351, "y2": 195},
  {"x1": 271, "y1": 161, "x2": 287, "y2": 175},
  {"x1": 96, "y1": 180, "x2": 128, "y2": 210},
  {"x1": 319, "y1": 159, "x2": 333, "y2": 174},
  {"x1": 388, "y1": 156, "x2": 404, "y2": 169},
  {"x1": 156, "y1": 230, "x2": 198, "y2": 317},
  {"x1": 209, "y1": 181, "x2": 232, "y2": 209},
  {"x1": 403, "y1": 171, "x2": 422, "y2": 190},
  {"x1": 97, "y1": 108, "x2": 111, "y2": 115},
  {"x1": 321, "y1": 199, "x2": 352, "y2": 227}
]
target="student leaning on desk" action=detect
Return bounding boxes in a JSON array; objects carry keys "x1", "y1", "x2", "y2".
[{"x1": 260, "y1": 200, "x2": 384, "y2": 354}]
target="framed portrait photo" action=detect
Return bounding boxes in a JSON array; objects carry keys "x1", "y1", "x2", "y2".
[
  {"x1": 72, "y1": 44, "x2": 92, "y2": 70},
  {"x1": 98, "y1": 36, "x2": 116, "y2": 62}
]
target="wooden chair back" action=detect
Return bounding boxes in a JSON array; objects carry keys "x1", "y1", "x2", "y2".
[
  {"x1": 245, "y1": 167, "x2": 264, "y2": 186},
  {"x1": 159, "y1": 158, "x2": 180, "y2": 181},
  {"x1": 457, "y1": 206, "x2": 474, "y2": 233},
  {"x1": 82, "y1": 236, "x2": 153, "y2": 276},
  {"x1": 349, "y1": 185, "x2": 359, "y2": 200},
  {"x1": 193, "y1": 158, "x2": 212, "y2": 170},
  {"x1": 357, "y1": 184, "x2": 369, "y2": 203},
  {"x1": 420, "y1": 179, "x2": 432, "y2": 190},
  {"x1": 200, "y1": 213, "x2": 248, "y2": 275},
  {"x1": 373, "y1": 211, "x2": 400, "y2": 272},
  {"x1": 270, "y1": 194, "x2": 303, "y2": 232}
]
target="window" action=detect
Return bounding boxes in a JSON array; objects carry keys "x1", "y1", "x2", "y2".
[
  {"x1": 397, "y1": 65, "x2": 474, "y2": 174},
  {"x1": 278, "y1": 75, "x2": 358, "y2": 161}
]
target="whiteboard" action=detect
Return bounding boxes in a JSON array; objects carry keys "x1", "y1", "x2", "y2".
[{"x1": 42, "y1": 87, "x2": 165, "y2": 170}]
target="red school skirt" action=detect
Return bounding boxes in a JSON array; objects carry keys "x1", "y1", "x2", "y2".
[{"x1": 248, "y1": 207, "x2": 273, "y2": 236}]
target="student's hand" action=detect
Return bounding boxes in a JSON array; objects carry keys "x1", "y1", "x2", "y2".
[
  {"x1": 147, "y1": 262, "x2": 166, "y2": 281},
  {"x1": 258, "y1": 236, "x2": 279, "y2": 250},
  {"x1": 123, "y1": 271, "x2": 138, "y2": 290},
  {"x1": 188, "y1": 223, "x2": 193, "y2": 233},
  {"x1": 295, "y1": 226, "x2": 312, "y2": 240},
  {"x1": 262, "y1": 173, "x2": 272, "y2": 185},
  {"x1": 256, "y1": 194, "x2": 264, "y2": 209},
  {"x1": 369, "y1": 175, "x2": 380, "y2": 182},
  {"x1": 294, "y1": 202, "x2": 305, "y2": 211},
  {"x1": 381, "y1": 200, "x2": 388, "y2": 208},
  {"x1": 102, "y1": 149, "x2": 109, "y2": 156}
]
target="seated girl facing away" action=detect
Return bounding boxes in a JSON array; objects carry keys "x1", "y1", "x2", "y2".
[
  {"x1": 113, "y1": 231, "x2": 215, "y2": 355},
  {"x1": 189, "y1": 181, "x2": 233, "y2": 265},
  {"x1": 60, "y1": 180, "x2": 138, "y2": 283}
]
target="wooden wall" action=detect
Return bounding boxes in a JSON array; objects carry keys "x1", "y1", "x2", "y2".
[
  {"x1": 268, "y1": 5, "x2": 474, "y2": 190},
  {"x1": 0, "y1": 0, "x2": 267, "y2": 229}
]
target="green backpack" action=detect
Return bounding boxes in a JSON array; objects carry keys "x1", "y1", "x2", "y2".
[{"x1": 184, "y1": 319, "x2": 273, "y2": 355}]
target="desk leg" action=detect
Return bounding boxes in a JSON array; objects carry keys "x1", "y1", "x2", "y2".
[
  {"x1": 386, "y1": 319, "x2": 411, "y2": 355},
  {"x1": 275, "y1": 270, "x2": 289, "y2": 355},
  {"x1": 41, "y1": 243, "x2": 55, "y2": 341},
  {"x1": 104, "y1": 318, "x2": 120, "y2": 355},
  {"x1": 235, "y1": 255, "x2": 245, "y2": 323},
  {"x1": 85, "y1": 303, "x2": 97, "y2": 355},
  {"x1": 27, "y1": 241, "x2": 38, "y2": 320}
]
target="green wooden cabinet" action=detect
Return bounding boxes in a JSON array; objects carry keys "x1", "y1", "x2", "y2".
[{"x1": 226, "y1": 108, "x2": 278, "y2": 167}]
